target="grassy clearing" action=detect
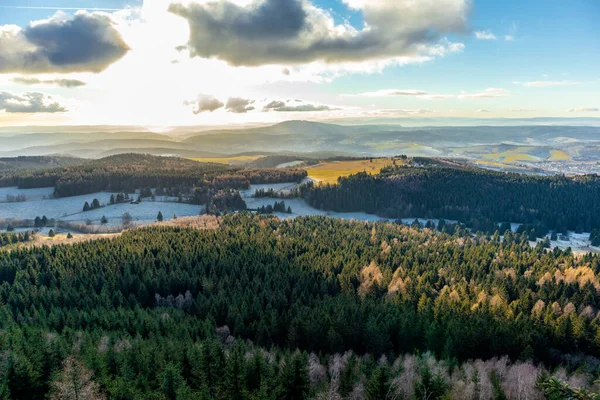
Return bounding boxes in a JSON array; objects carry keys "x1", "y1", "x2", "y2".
[
  {"x1": 549, "y1": 150, "x2": 571, "y2": 161},
  {"x1": 482, "y1": 149, "x2": 540, "y2": 163},
  {"x1": 474, "y1": 160, "x2": 510, "y2": 168},
  {"x1": 307, "y1": 158, "x2": 398, "y2": 184},
  {"x1": 192, "y1": 155, "x2": 264, "y2": 165}
]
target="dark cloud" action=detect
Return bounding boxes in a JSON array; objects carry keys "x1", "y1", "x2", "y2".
[
  {"x1": 263, "y1": 100, "x2": 286, "y2": 110},
  {"x1": 226, "y1": 97, "x2": 255, "y2": 114},
  {"x1": 263, "y1": 99, "x2": 336, "y2": 112},
  {"x1": 11, "y1": 77, "x2": 87, "y2": 88},
  {"x1": 0, "y1": 91, "x2": 67, "y2": 113},
  {"x1": 0, "y1": 12, "x2": 129, "y2": 74},
  {"x1": 169, "y1": 0, "x2": 468, "y2": 66},
  {"x1": 185, "y1": 94, "x2": 225, "y2": 114}
]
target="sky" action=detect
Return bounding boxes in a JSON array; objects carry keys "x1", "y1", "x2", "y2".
[{"x1": 0, "y1": 0, "x2": 598, "y2": 126}]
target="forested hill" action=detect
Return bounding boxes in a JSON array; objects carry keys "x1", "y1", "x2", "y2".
[
  {"x1": 0, "y1": 154, "x2": 307, "y2": 197},
  {"x1": 1, "y1": 214, "x2": 600, "y2": 398},
  {"x1": 0, "y1": 155, "x2": 83, "y2": 174},
  {"x1": 305, "y1": 162, "x2": 600, "y2": 233}
]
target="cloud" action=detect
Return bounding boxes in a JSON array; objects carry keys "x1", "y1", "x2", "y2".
[
  {"x1": 458, "y1": 88, "x2": 508, "y2": 99},
  {"x1": 504, "y1": 35, "x2": 514, "y2": 41},
  {"x1": 347, "y1": 89, "x2": 453, "y2": 99},
  {"x1": 369, "y1": 108, "x2": 433, "y2": 115},
  {"x1": 185, "y1": 94, "x2": 224, "y2": 114},
  {"x1": 263, "y1": 99, "x2": 338, "y2": 112},
  {"x1": 568, "y1": 107, "x2": 599, "y2": 113},
  {"x1": 0, "y1": 91, "x2": 67, "y2": 113},
  {"x1": 349, "y1": 89, "x2": 428, "y2": 97},
  {"x1": 271, "y1": 104, "x2": 335, "y2": 112},
  {"x1": 476, "y1": 109, "x2": 490, "y2": 113},
  {"x1": 263, "y1": 100, "x2": 287, "y2": 110},
  {"x1": 169, "y1": 0, "x2": 468, "y2": 66},
  {"x1": 0, "y1": 11, "x2": 129, "y2": 74},
  {"x1": 226, "y1": 97, "x2": 255, "y2": 113},
  {"x1": 11, "y1": 77, "x2": 86, "y2": 88},
  {"x1": 474, "y1": 30, "x2": 496, "y2": 40},
  {"x1": 516, "y1": 80, "x2": 578, "y2": 88}
]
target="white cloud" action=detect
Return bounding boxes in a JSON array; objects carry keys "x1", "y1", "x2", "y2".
[
  {"x1": 476, "y1": 109, "x2": 490, "y2": 113},
  {"x1": 458, "y1": 88, "x2": 508, "y2": 99},
  {"x1": 475, "y1": 30, "x2": 496, "y2": 40},
  {"x1": 347, "y1": 89, "x2": 428, "y2": 97},
  {"x1": 366, "y1": 108, "x2": 434, "y2": 116},
  {"x1": 568, "y1": 107, "x2": 599, "y2": 113},
  {"x1": 0, "y1": 91, "x2": 67, "y2": 113},
  {"x1": 516, "y1": 80, "x2": 578, "y2": 87},
  {"x1": 345, "y1": 89, "x2": 454, "y2": 99}
]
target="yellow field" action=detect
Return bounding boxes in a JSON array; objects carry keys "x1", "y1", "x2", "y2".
[
  {"x1": 192, "y1": 155, "x2": 264, "y2": 165},
  {"x1": 307, "y1": 158, "x2": 398, "y2": 184},
  {"x1": 549, "y1": 150, "x2": 571, "y2": 161},
  {"x1": 482, "y1": 149, "x2": 539, "y2": 163},
  {"x1": 475, "y1": 160, "x2": 510, "y2": 168}
]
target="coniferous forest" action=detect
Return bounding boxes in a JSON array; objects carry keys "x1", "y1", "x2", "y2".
[
  {"x1": 0, "y1": 154, "x2": 307, "y2": 197},
  {"x1": 2, "y1": 214, "x2": 600, "y2": 398},
  {"x1": 305, "y1": 162, "x2": 600, "y2": 233}
]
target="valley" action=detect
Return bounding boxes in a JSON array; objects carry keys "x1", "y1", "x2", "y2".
[
  {"x1": 3, "y1": 120, "x2": 600, "y2": 176},
  {"x1": 2, "y1": 154, "x2": 599, "y2": 255}
]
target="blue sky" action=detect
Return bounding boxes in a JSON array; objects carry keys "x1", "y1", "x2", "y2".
[{"x1": 0, "y1": 0, "x2": 598, "y2": 125}]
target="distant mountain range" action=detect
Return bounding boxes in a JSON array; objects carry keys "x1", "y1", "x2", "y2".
[{"x1": 2, "y1": 120, "x2": 600, "y2": 165}]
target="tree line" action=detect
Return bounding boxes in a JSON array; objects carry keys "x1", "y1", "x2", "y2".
[
  {"x1": 0, "y1": 231, "x2": 32, "y2": 247},
  {"x1": 0, "y1": 154, "x2": 307, "y2": 198}
]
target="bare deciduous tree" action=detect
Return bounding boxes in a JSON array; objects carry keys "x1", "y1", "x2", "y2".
[{"x1": 51, "y1": 356, "x2": 105, "y2": 400}]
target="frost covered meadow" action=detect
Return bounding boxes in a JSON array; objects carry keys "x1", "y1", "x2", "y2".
[{"x1": 0, "y1": 186, "x2": 203, "y2": 233}]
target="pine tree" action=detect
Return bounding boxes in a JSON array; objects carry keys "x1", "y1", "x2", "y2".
[
  {"x1": 339, "y1": 355, "x2": 358, "y2": 398},
  {"x1": 365, "y1": 366, "x2": 390, "y2": 400},
  {"x1": 223, "y1": 344, "x2": 245, "y2": 400},
  {"x1": 159, "y1": 363, "x2": 185, "y2": 400},
  {"x1": 157, "y1": 212, "x2": 164, "y2": 222},
  {"x1": 277, "y1": 352, "x2": 309, "y2": 400}
]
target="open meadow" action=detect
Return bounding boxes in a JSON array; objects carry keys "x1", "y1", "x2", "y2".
[
  {"x1": 191, "y1": 155, "x2": 264, "y2": 165},
  {"x1": 306, "y1": 158, "x2": 398, "y2": 183}
]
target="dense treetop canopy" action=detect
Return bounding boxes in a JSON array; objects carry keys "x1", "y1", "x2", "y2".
[{"x1": 1, "y1": 214, "x2": 600, "y2": 397}]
